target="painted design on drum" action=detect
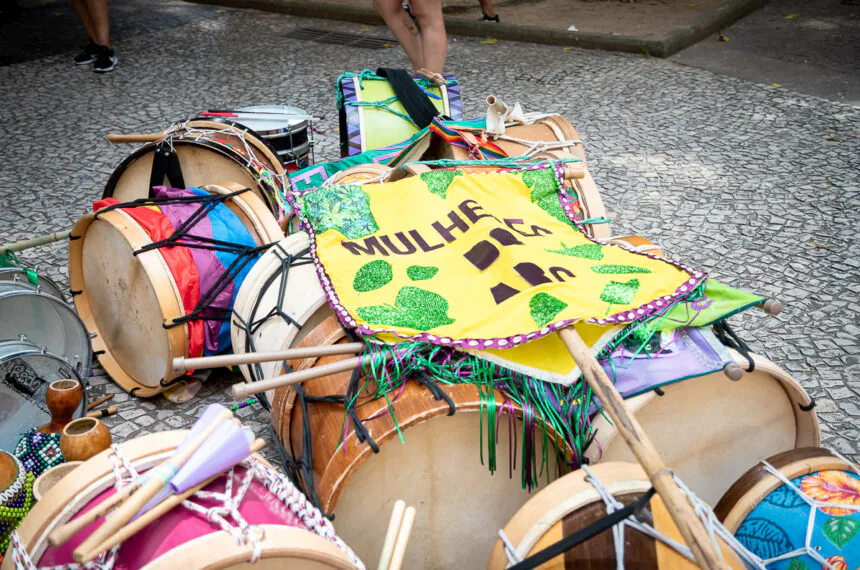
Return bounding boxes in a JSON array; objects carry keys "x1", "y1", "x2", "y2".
[
  {"x1": 547, "y1": 242, "x2": 604, "y2": 260},
  {"x1": 406, "y1": 265, "x2": 438, "y2": 281},
  {"x1": 735, "y1": 470, "x2": 860, "y2": 570},
  {"x1": 301, "y1": 184, "x2": 378, "y2": 240},
  {"x1": 356, "y1": 286, "x2": 455, "y2": 330},
  {"x1": 353, "y1": 260, "x2": 393, "y2": 292},
  {"x1": 420, "y1": 169, "x2": 462, "y2": 198}
]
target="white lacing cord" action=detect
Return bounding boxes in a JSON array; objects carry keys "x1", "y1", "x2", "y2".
[
  {"x1": 11, "y1": 448, "x2": 365, "y2": 570},
  {"x1": 322, "y1": 170, "x2": 392, "y2": 188},
  {"x1": 488, "y1": 135, "x2": 583, "y2": 159},
  {"x1": 498, "y1": 529, "x2": 522, "y2": 566},
  {"x1": 753, "y1": 453, "x2": 860, "y2": 570}
]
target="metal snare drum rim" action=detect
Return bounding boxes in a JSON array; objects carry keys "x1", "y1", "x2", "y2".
[
  {"x1": 0, "y1": 267, "x2": 66, "y2": 301},
  {"x1": 0, "y1": 288, "x2": 92, "y2": 381}
]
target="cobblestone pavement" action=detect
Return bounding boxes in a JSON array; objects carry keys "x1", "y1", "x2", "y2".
[{"x1": 0, "y1": 0, "x2": 858, "y2": 467}]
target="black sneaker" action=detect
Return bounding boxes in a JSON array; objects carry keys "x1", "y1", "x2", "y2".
[
  {"x1": 92, "y1": 46, "x2": 118, "y2": 73},
  {"x1": 73, "y1": 41, "x2": 98, "y2": 65},
  {"x1": 478, "y1": 13, "x2": 500, "y2": 22}
]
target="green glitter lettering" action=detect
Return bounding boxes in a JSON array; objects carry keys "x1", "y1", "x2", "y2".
[
  {"x1": 529, "y1": 292, "x2": 568, "y2": 328},
  {"x1": 406, "y1": 265, "x2": 439, "y2": 281},
  {"x1": 546, "y1": 242, "x2": 604, "y2": 260},
  {"x1": 600, "y1": 278, "x2": 640, "y2": 306},
  {"x1": 591, "y1": 265, "x2": 652, "y2": 274},
  {"x1": 420, "y1": 170, "x2": 462, "y2": 198},
  {"x1": 521, "y1": 170, "x2": 574, "y2": 227},
  {"x1": 300, "y1": 184, "x2": 378, "y2": 239},
  {"x1": 357, "y1": 286, "x2": 455, "y2": 331},
  {"x1": 353, "y1": 260, "x2": 393, "y2": 292}
]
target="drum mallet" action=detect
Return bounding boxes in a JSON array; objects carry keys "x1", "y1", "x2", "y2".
[
  {"x1": 0, "y1": 230, "x2": 71, "y2": 253},
  {"x1": 378, "y1": 500, "x2": 406, "y2": 570},
  {"x1": 173, "y1": 342, "x2": 364, "y2": 371}
]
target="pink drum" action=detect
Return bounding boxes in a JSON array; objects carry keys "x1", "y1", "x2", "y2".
[{"x1": 5, "y1": 431, "x2": 362, "y2": 570}]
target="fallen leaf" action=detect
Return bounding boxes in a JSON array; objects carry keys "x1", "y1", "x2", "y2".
[
  {"x1": 382, "y1": 42, "x2": 397, "y2": 48},
  {"x1": 239, "y1": 28, "x2": 245, "y2": 32},
  {"x1": 718, "y1": 33, "x2": 729, "y2": 41},
  {"x1": 688, "y1": 2, "x2": 697, "y2": 6},
  {"x1": 481, "y1": 38, "x2": 498, "y2": 44},
  {"x1": 784, "y1": 13, "x2": 799, "y2": 19},
  {"x1": 826, "y1": 137, "x2": 842, "y2": 142},
  {"x1": 771, "y1": 83, "x2": 782, "y2": 88},
  {"x1": 216, "y1": 8, "x2": 226, "y2": 13},
  {"x1": 360, "y1": 27, "x2": 370, "y2": 31},
  {"x1": 809, "y1": 241, "x2": 834, "y2": 251},
  {"x1": 743, "y1": 57, "x2": 748, "y2": 62},
  {"x1": 563, "y1": 47, "x2": 573, "y2": 51}
]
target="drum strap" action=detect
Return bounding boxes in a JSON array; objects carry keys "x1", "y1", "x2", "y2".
[
  {"x1": 148, "y1": 144, "x2": 186, "y2": 196},
  {"x1": 376, "y1": 68, "x2": 441, "y2": 130},
  {"x1": 507, "y1": 487, "x2": 657, "y2": 569}
]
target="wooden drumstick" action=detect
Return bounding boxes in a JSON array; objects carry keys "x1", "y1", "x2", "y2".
[
  {"x1": 78, "y1": 438, "x2": 266, "y2": 563},
  {"x1": 72, "y1": 411, "x2": 234, "y2": 561},
  {"x1": 377, "y1": 500, "x2": 406, "y2": 570},
  {"x1": 388, "y1": 506, "x2": 416, "y2": 570},
  {"x1": 0, "y1": 229, "x2": 71, "y2": 253},
  {"x1": 106, "y1": 133, "x2": 165, "y2": 144},
  {"x1": 230, "y1": 351, "x2": 394, "y2": 400},
  {"x1": 87, "y1": 394, "x2": 114, "y2": 411},
  {"x1": 558, "y1": 326, "x2": 728, "y2": 570},
  {"x1": 173, "y1": 342, "x2": 365, "y2": 371}
]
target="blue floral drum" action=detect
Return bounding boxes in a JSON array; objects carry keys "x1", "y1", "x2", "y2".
[{"x1": 716, "y1": 448, "x2": 860, "y2": 570}]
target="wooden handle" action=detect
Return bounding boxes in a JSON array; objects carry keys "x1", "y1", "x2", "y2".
[
  {"x1": 0, "y1": 229, "x2": 71, "y2": 253},
  {"x1": 558, "y1": 326, "x2": 729, "y2": 570},
  {"x1": 758, "y1": 299, "x2": 783, "y2": 316},
  {"x1": 78, "y1": 438, "x2": 265, "y2": 562},
  {"x1": 87, "y1": 407, "x2": 117, "y2": 419},
  {"x1": 48, "y1": 479, "x2": 141, "y2": 547},
  {"x1": 106, "y1": 133, "x2": 165, "y2": 144},
  {"x1": 173, "y1": 342, "x2": 365, "y2": 371},
  {"x1": 73, "y1": 411, "x2": 233, "y2": 561},
  {"x1": 388, "y1": 506, "x2": 416, "y2": 570},
  {"x1": 86, "y1": 394, "x2": 114, "y2": 411},
  {"x1": 230, "y1": 351, "x2": 393, "y2": 400},
  {"x1": 377, "y1": 500, "x2": 406, "y2": 570}
]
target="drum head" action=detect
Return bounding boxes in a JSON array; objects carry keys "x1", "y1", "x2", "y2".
[
  {"x1": 0, "y1": 267, "x2": 65, "y2": 300},
  {"x1": 0, "y1": 340, "x2": 86, "y2": 451},
  {"x1": 585, "y1": 351, "x2": 819, "y2": 505},
  {"x1": 0, "y1": 286, "x2": 91, "y2": 379},
  {"x1": 235, "y1": 105, "x2": 309, "y2": 134}
]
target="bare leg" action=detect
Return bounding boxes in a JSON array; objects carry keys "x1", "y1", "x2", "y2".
[
  {"x1": 83, "y1": 0, "x2": 111, "y2": 47},
  {"x1": 374, "y1": 0, "x2": 424, "y2": 70},
  {"x1": 73, "y1": 0, "x2": 97, "y2": 42},
  {"x1": 479, "y1": 0, "x2": 496, "y2": 18},
  {"x1": 410, "y1": 0, "x2": 447, "y2": 73}
]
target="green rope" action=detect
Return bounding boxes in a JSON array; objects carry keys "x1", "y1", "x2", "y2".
[{"x1": 345, "y1": 97, "x2": 417, "y2": 126}]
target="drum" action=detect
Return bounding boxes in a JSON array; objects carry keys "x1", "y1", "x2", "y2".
[
  {"x1": 487, "y1": 462, "x2": 746, "y2": 569},
  {"x1": 269, "y1": 313, "x2": 569, "y2": 570},
  {"x1": 0, "y1": 337, "x2": 87, "y2": 452},
  {"x1": 338, "y1": 71, "x2": 462, "y2": 157},
  {"x1": 104, "y1": 120, "x2": 291, "y2": 224},
  {"x1": 0, "y1": 268, "x2": 64, "y2": 301},
  {"x1": 324, "y1": 163, "x2": 393, "y2": 187},
  {"x1": 213, "y1": 106, "x2": 312, "y2": 172},
  {"x1": 715, "y1": 447, "x2": 860, "y2": 570},
  {"x1": 584, "y1": 352, "x2": 820, "y2": 505},
  {"x1": 3, "y1": 431, "x2": 363, "y2": 570},
  {"x1": 69, "y1": 184, "x2": 283, "y2": 396}
]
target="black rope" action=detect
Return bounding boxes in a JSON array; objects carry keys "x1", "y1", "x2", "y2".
[
  {"x1": 507, "y1": 487, "x2": 658, "y2": 570},
  {"x1": 713, "y1": 321, "x2": 755, "y2": 372},
  {"x1": 799, "y1": 397, "x2": 816, "y2": 412},
  {"x1": 416, "y1": 371, "x2": 456, "y2": 415}
]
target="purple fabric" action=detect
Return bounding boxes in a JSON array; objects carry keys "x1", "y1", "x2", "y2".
[{"x1": 154, "y1": 187, "x2": 234, "y2": 354}]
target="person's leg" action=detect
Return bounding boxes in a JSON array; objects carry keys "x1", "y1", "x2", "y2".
[
  {"x1": 84, "y1": 0, "x2": 111, "y2": 47},
  {"x1": 409, "y1": 0, "x2": 446, "y2": 73},
  {"x1": 73, "y1": 0, "x2": 97, "y2": 42},
  {"x1": 479, "y1": 0, "x2": 497, "y2": 18},
  {"x1": 374, "y1": 0, "x2": 424, "y2": 70}
]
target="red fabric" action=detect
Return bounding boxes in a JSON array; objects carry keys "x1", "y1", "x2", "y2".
[{"x1": 93, "y1": 199, "x2": 204, "y2": 362}]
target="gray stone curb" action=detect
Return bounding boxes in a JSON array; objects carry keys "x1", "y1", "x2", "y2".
[{"x1": 186, "y1": 0, "x2": 767, "y2": 57}]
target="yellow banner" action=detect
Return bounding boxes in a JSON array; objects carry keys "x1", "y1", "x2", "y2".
[{"x1": 300, "y1": 165, "x2": 703, "y2": 350}]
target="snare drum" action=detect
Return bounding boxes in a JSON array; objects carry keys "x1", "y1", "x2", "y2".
[
  {"x1": 3, "y1": 431, "x2": 363, "y2": 570},
  {"x1": 217, "y1": 106, "x2": 312, "y2": 172},
  {"x1": 715, "y1": 447, "x2": 860, "y2": 570},
  {"x1": 585, "y1": 352, "x2": 820, "y2": 505},
  {"x1": 488, "y1": 462, "x2": 745, "y2": 569},
  {"x1": 0, "y1": 268, "x2": 64, "y2": 301},
  {"x1": 105, "y1": 120, "x2": 291, "y2": 224},
  {"x1": 69, "y1": 184, "x2": 283, "y2": 396}
]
